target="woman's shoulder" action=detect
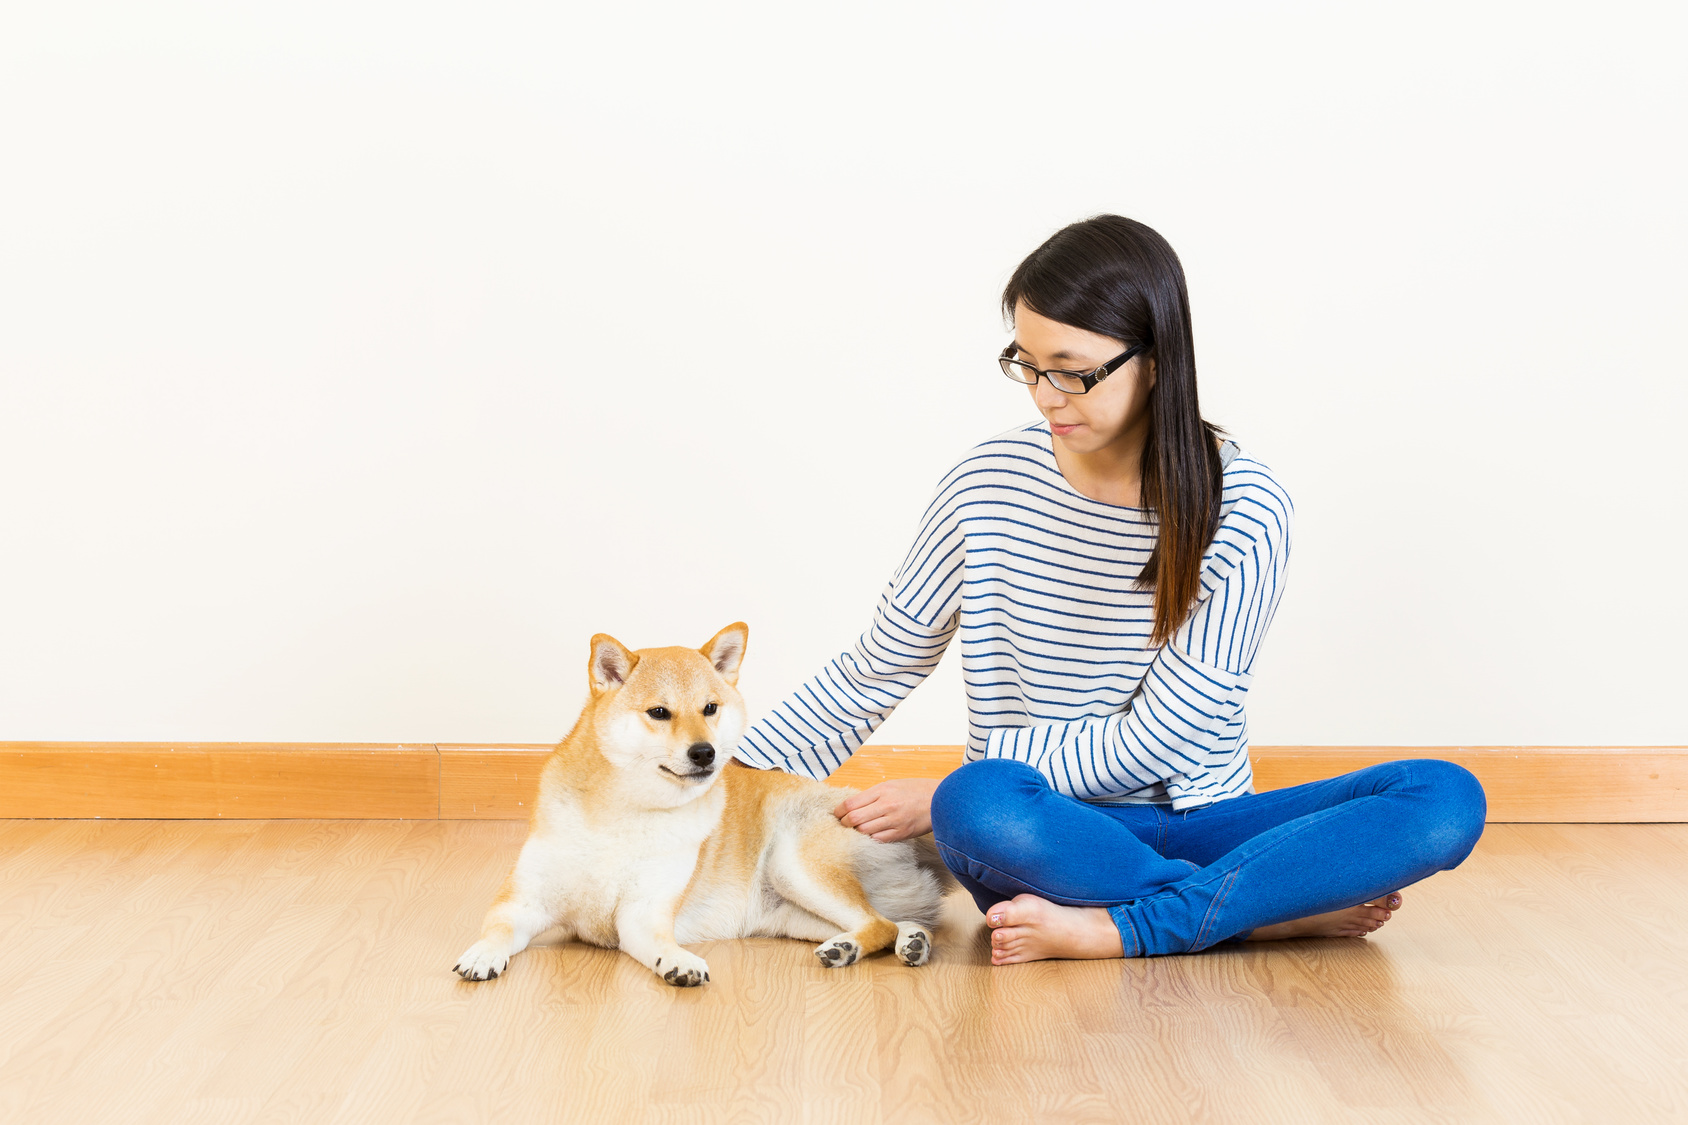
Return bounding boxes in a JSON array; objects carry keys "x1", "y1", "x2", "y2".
[
  {"x1": 929, "y1": 420, "x2": 1057, "y2": 493},
  {"x1": 1214, "y1": 441, "x2": 1293, "y2": 549},
  {"x1": 963, "y1": 419, "x2": 1055, "y2": 464}
]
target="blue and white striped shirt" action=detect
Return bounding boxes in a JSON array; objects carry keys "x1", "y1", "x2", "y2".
[{"x1": 733, "y1": 421, "x2": 1293, "y2": 811}]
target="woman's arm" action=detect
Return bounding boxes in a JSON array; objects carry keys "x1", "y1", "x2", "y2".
[
  {"x1": 733, "y1": 471, "x2": 967, "y2": 781},
  {"x1": 984, "y1": 478, "x2": 1292, "y2": 802},
  {"x1": 732, "y1": 593, "x2": 957, "y2": 779}
]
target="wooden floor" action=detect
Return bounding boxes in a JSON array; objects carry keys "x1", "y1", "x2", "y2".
[{"x1": 0, "y1": 821, "x2": 1684, "y2": 1124}]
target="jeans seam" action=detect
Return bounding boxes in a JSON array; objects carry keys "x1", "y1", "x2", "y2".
[
  {"x1": 1193, "y1": 868, "x2": 1240, "y2": 950},
  {"x1": 1108, "y1": 906, "x2": 1142, "y2": 957}
]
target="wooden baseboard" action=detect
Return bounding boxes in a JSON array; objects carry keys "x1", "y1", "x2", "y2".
[
  {"x1": 0, "y1": 742, "x2": 440, "y2": 819},
  {"x1": 2, "y1": 742, "x2": 1684, "y2": 822}
]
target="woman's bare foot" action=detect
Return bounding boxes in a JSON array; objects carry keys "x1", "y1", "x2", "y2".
[
  {"x1": 1244, "y1": 891, "x2": 1404, "y2": 941},
  {"x1": 982, "y1": 891, "x2": 1405, "y2": 962},
  {"x1": 983, "y1": 894, "x2": 1124, "y2": 965}
]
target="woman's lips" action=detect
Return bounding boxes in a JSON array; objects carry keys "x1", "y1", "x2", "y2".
[{"x1": 1050, "y1": 422, "x2": 1082, "y2": 436}]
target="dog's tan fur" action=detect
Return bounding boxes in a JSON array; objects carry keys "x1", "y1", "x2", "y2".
[{"x1": 453, "y1": 623, "x2": 954, "y2": 986}]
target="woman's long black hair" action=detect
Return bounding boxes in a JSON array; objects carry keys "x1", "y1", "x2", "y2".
[{"x1": 1002, "y1": 214, "x2": 1224, "y2": 647}]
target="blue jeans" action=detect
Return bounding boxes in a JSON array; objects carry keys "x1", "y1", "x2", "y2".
[{"x1": 929, "y1": 758, "x2": 1486, "y2": 956}]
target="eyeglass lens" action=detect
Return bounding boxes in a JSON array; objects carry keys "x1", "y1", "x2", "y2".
[{"x1": 1001, "y1": 357, "x2": 1090, "y2": 394}]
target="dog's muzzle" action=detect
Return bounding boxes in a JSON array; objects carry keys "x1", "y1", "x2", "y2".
[
  {"x1": 659, "y1": 742, "x2": 718, "y2": 781},
  {"x1": 660, "y1": 763, "x2": 715, "y2": 781}
]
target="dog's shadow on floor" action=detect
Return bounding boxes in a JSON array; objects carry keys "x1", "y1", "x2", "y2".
[{"x1": 509, "y1": 887, "x2": 995, "y2": 987}]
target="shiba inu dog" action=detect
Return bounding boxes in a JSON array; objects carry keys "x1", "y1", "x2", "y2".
[{"x1": 453, "y1": 623, "x2": 954, "y2": 987}]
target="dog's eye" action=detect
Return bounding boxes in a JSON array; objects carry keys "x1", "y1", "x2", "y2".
[
  {"x1": 703, "y1": 702, "x2": 718, "y2": 717},
  {"x1": 646, "y1": 707, "x2": 671, "y2": 721}
]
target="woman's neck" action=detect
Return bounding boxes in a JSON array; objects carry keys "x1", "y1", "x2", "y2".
[{"x1": 1050, "y1": 421, "x2": 1150, "y2": 508}]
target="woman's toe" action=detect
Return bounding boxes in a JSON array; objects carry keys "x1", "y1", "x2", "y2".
[{"x1": 997, "y1": 895, "x2": 1046, "y2": 926}]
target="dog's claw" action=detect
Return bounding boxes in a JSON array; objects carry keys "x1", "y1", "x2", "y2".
[{"x1": 662, "y1": 965, "x2": 705, "y2": 987}]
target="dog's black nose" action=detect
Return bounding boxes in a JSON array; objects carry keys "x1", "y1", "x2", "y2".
[{"x1": 687, "y1": 743, "x2": 716, "y2": 768}]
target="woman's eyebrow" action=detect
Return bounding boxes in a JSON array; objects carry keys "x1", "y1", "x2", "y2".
[{"x1": 1014, "y1": 342, "x2": 1090, "y2": 362}]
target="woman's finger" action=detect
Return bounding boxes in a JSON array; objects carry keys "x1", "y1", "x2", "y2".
[
  {"x1": 851, "y1": 812, "x2": 897, "y2": 837},
  {"x1": 840, "y1": 798, "x2": 890, "y2": 828},
  {"x1": 834, "y1": 783, "x2": 895, "y2": 820},
  {"x1": 834, "y1": 794, "x2": 874, "y2": 822},
  {"x1": 833, "y1": 791, "x2": 869, "y2": 816}
]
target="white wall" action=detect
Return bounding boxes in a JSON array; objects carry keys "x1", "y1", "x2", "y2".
[{"x1": 1, "y1": 2, "x2": 1683, "y2": 746}]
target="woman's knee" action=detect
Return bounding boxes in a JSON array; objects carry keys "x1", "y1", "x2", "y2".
[
  {"x1": 930, "y1": 758, "x2": 1047, "y2": 860},
  {"x1": 1405, "y1": 759, "x2": 1487, "y2": 869}
]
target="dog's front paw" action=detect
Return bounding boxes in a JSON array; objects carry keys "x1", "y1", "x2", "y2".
[
  {"x1": 814, "y1": 935, "x2": 859, "y2": 968},
  {"x1": 895, "y1": 922, "x2": 932, "y2": 967},
  {"x1": 655, "y1": 950, "x2": 710, "y2": 988},
  {"x1": 454, "y1": 939, "x2": 509, "y2": 982}
]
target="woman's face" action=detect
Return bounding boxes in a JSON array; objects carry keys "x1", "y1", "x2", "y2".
[{"x1": 1011, "y1": 300, "x2": 1156, "y2": 457}]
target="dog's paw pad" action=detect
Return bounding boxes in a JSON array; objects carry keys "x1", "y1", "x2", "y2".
[
  {"x1": 815, "y1": 937, "x2": 859, "y2": 968},
  {"x1": 896, "y1": 925, "x2": 932, "y2": 967},
  {"x1": 662, "y1": 966, "x2": 704, "y2": 987}
]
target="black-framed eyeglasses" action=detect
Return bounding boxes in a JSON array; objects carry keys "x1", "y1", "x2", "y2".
[{"x1": 999, "y1": 341, "x2": 1150, "y2": 395}]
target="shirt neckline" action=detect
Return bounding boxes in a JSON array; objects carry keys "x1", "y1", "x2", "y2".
[
  {"x1": 1032, "y1": 421, "x2": 1154, "y2": 514},
  {"x1": 1027, "y1": 421, "x2": 1239, "y2": 514}
]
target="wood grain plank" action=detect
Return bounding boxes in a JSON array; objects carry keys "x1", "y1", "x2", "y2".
[
  {"x1": 0, "y1": 822, "x2": 263, "y2": 1044},
  {"x1": 21, "y1": 825, "x2": 333, "y2": 1124},
  {"x1": 0, "y1": 822, "x2": 268, "y2": 1119}
]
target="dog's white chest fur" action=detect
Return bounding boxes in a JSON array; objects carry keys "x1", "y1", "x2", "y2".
[{"x1": 521, "y1": 784, "x2": 725, "y2": 948}]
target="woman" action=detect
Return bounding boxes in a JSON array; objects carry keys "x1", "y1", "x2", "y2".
[{"x1": 733, "y1": 215, "x2": 1486, "y2": 963}]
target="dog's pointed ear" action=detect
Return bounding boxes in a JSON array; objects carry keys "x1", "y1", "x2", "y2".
[
  {"x1": 589, "y1": 634, "x2": 638, "y2": 695},
  {"x1": 699, "y1": 622, "x2": 748, "y2": 685}
]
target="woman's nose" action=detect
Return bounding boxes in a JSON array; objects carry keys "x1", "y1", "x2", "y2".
[{"x1": 1031, "y1": 380, "x2": 1068, "y2": 411}]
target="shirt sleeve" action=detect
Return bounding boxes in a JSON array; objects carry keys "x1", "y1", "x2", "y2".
[
  {"x1": 732, "y1": 472, "x2": 967, "y2": 779},
  {"x1": 982, "y1": 474, "x2": 1292, "y2": 801}
]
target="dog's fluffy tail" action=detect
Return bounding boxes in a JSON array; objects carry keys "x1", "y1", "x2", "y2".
[{"x1": 854, "y1": 834, "x2": 958, "y2": 931}]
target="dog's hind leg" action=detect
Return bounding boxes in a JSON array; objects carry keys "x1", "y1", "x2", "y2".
[
  {"x1": 769, "y1": 832, "x2": 900, "y2": 968},
  {"x1": 454, "y1": 849, "x2": 565, "y2": 982}
]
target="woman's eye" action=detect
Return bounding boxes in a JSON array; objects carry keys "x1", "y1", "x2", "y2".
[
  {"x1": 646, "y1": 707, "x2": 671, "y2": 721},
  {"x1": 703, "y1": 702, "x2": 718, "y2": 717}
]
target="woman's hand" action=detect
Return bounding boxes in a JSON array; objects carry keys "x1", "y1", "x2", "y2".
[{"x1": 833, "y1": 778, "x2": 941, "y2": 842}]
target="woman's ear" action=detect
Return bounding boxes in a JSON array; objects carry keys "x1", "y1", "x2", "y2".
[
  {"x1": 699, "y1": 622, "x2": 749, "y2": 685},
  {"x1": 589, "y1": 634, "x2": 638, "y2": 695}
]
